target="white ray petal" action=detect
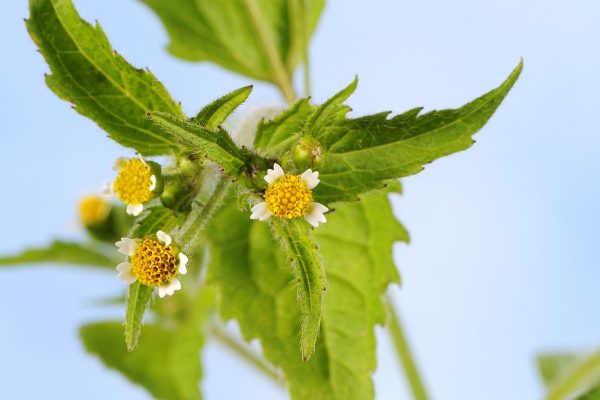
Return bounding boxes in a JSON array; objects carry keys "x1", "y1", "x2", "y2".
[
  {"x1": 265, "y1": 163, "x2": 285, "y2": 184},
  {"x1": 127, "y1": 203, "x2": 144, "y2": 216},
  {"x1": 156, "y1": 230, "x2": 172, "y2": 246},
  {"x1": 149, "y1": 175, "x2": 157, "y2": 191},
  {"x1": 102, "y1": 182, "x2": 114, "y2": 196},
  {"x1": 116, "y1": 261, "x2": 131, "y2": 272},
  {"x1": 300, "y1": 169, "x2": 320, "y2": 189},
  {"x1": 158, "y1": 286, "x2": 167, "y2": 298},
  {"x1": 115, "y1": 238, "x2": 137, "y2": 256},
  {"x1": 304, "y1": 202, "x2": 329, "y2": 227},
  {"x1": 116, "y1": 262, "x2": 136, "y2": 284},
  {"x1": 158, "y1": 278, "x2": 181, "y2": 298},
  {"x1": 178, "y1": 253, "x2": 188, "y2": 274},
  {"x1": 250, "y1": 202, "x2": 272, "y2": 221},
  {"x1": 113, "y1": 157, "x2": 128, "y2": 171}
]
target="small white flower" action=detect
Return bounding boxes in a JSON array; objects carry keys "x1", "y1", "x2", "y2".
[
  {"x1": 114, "y1": 231, "x2": 188, "y2": 298},
  {"x1": 250, "y1": 163, "x2": 329, "y2": 227}
]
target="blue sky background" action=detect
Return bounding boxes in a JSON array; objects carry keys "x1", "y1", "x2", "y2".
[{"x1": 1, "y1": 0, "x2": 599, "y2": 399}]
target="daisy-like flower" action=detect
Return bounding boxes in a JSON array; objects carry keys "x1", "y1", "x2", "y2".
[
  {"x1": 115, "y1": 230, "x2": 188, "y2": 298},
  {"x1": 250, "y1": 163, "x2": 329, "y2": 227},
  {"x1": 105, "y1": 157, "x2": 157, "y2": 216}
]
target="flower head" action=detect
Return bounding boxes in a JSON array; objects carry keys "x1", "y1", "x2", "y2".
[
  {"x1": 78, "y1": 195, "x2": 110, "y2": 227},
  {"x1": 106, "y1": 157, "x2": 157, "y2": 216},
  {"x1": 115, "y1": 230, "x2": 188, "y2": 298},
  {"x1": 250, "y1": 163, "x2": 329, "y2": 227}
]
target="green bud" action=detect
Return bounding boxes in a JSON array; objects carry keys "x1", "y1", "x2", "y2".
[{"x1": 291, "y1": 136, "x2": 323, "y2": 170}]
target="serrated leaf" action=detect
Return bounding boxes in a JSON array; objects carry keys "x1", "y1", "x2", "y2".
[
  {"x1": 254, "y1": 98, "x2": 315, "y2": 156},
  {"x1": 206, "y1": 186, "x2": 407, "y2": 399},
  {"x1": 270, "y1": 219, "x2": 325, "y2": 361},
  {"x1": 149, "y1": 112, "x2": 266, "y2": 182},
  {"x1": 304, "y1": 77, "x2": 357, "y2": 138},
  {"x1": 27, "y1": 0, "x2": 183, "y2": 156},
  {"x1": 81, "y1": 313, "x2": 206, "y2": 399},
  {"x1": 192, "y1": 85, "x2": 253, "y2": 130},
  {"x1": 311, "y1": 61, "x2": 523, "y2": 203},
  {"x1": 137, "y1": 0, "x2": 324, "y2": 88},
  {"x1": 0, "y1": 240, "x2": 119, "y2": 269}
]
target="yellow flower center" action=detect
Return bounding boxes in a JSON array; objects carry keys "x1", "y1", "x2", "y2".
[
  {"x1": 130, "y1": 238, "x2": 178, "y2": 287},
  {"x1": 78, "y1": 195, "x2": 110, "y2": 226},
  {"x1": 114, "y1": 159, "x2": 153, "y2": 205},
  {"x1": 264, "y1": 175, "x2": 312, "y2": 219}
]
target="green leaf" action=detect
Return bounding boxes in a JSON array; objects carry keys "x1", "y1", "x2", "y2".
[
  {"x1": 148, "y1": 112, "x2": 266, "y2": 183},
  {"x1": 270, "y1": 219, "x2": 325, "y2": 361},
  {"x1": 138, "y1": 0, "x2": 324, "y2": 97},
  {"x1": 206, "y1": 186, "x2": 407, "y2": 399},
  {"x1": 125, "y1": 282, "x2": 154, "y2": 352},
  {"x1": 0, "y1": 240, "x2": 119, "y2": 269},
  {"x1": 312, "y1": 60, "x2": 523, "y2": 203},
  {"x1": 27, "y1": 0, "x2": 184, "y2": 156},
  {"x1": 577, "y1": 385, "x2": 600, "y2": 400},
  {"x1": 538, "y1": 353, "x2": 580, "y2": 387},
  {"x1": 542, "y1": 351, "x2": 600, "y2": 400},
  {"x1": 254, "y1": 98, "x2": 315, "y2": 156},
  {"x1": 81, "y1": 313, "x2": 206, "y2": 399},
  {"x1": 304, "y1": 77, "x2": 357, "y2": 138},
  {"x1": 192, "y1": 85, "x2": 253, "y2": 130}
]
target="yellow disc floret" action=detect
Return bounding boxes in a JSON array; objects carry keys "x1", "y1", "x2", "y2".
[
  {"x1": 78, "y1": 195, "x2": 110, "y2": 226},
  {"x1": 130, "y1": 237, "x2": 178, "y2": 286},
  {"x1": 113, "y1": 158, "x2": 153, "y2": 205},
  {"x1": 264, "y1": 175, "x2": 313, "y2": 219}
]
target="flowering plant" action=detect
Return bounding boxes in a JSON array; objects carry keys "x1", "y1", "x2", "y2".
[{"x1": 0, "y1": 1, "x2": 537, "y2": 399}]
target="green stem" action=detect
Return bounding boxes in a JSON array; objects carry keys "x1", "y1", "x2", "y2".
[
  {"x1": 547, "y1": 351, "x2": 600, "y2": 400},
  {"x1": 243, "y1": 0, "x2": 297, "y2": 103},
  {"x1": 175, "y1": 176, "x2": 230, "y2": 254},
  {"x1": 387, "y1": 296, "x2": 429, "y2": 400},
  {"x1": 300, "y1": 0, "x2": 311, "y2": 97},
  {"x1": 209, "y1": 322, "x2": 284, "y2": 387}
]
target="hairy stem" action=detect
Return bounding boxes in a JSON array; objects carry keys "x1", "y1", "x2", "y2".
[
  {"x1": 175, "y1": 175, "x2": 230, "y2": 254},
  {"x1": 243, "y1": 0, "x2": 297, "y2": 103},
  {"x1": 387, "y1": 297, "x2": 429, "y2": 400}
]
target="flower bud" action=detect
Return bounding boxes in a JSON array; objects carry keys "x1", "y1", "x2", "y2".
[{"x1": 292, "y1": 136, "x2": 323, "y2": 170}]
